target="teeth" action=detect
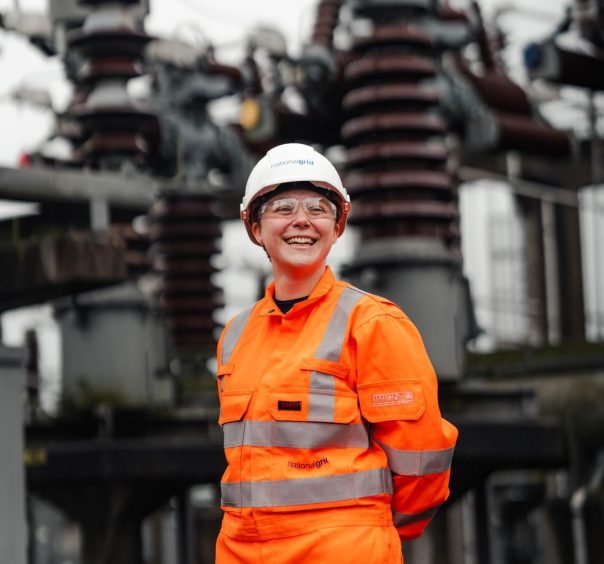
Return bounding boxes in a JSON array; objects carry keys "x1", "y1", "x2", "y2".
[{"x1": 286, "y1": 237, "x2": 314, "y2": 245}]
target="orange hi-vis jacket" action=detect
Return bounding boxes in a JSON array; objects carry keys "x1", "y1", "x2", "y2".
[{"x1": 216, "y1": 267, "x2": 458, "y2": 542}]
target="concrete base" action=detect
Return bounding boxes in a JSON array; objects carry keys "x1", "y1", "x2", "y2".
[{"x1": 54, "y1": 282, "x2": 173, "y2": 409}]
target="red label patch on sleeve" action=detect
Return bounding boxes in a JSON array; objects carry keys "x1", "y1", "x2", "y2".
[{"x1": 372, "y1": 391, "x2": 414, "y2": 407}]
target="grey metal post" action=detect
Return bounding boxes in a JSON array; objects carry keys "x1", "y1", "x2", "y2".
[{"x1": 0, "y1": 345, "x2": 27, "y2": 564}]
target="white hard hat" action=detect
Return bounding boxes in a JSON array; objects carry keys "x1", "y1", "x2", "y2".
[{"x1": 240, "y1": 143, "x2": 351, "y2": 245}]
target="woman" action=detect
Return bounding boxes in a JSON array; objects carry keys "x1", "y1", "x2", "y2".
[{"x1": 215, "y1": 143, "x2": 458, "y2": 563}]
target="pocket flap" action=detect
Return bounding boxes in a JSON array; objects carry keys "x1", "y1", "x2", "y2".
[
  {"x1": 219, "y1": 391, "x2": 253, "y2": 426},
  {"x1": 268, "y1": 388, "x2": 358, "y2": 424},
  {"x1": 268, "y1": 388, "x2": 308, "y2": 422},
  {"x1": 300, "y1": 357, "x2": 349, "y2": 379},
  {"x1": 218, "y1": 362, "x2": 234, "y2": 377},
  {"x1": 358, "y1": 380, "x2": 425, "y2": 422}
]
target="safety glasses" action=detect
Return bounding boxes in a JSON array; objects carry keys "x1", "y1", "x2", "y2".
[{"x1": 259, "y1": 197, "x2": 337, "y2": 220}]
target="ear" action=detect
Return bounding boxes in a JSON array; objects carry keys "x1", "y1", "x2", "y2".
[
  {"x1": 332, "y1": 223, "x2": 340, "y2": 243},
  {"x1": 252, "y1": 222, "x2": 263, "y2": 245}
]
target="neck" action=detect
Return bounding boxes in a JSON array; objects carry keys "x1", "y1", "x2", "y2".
[{"x1": 273, "y1": 264, "x2": 326, "y2": 301}]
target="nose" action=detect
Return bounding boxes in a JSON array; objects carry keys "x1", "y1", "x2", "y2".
[{"x1": 291, "y1": 204, "x2": 311, "y2": 225}]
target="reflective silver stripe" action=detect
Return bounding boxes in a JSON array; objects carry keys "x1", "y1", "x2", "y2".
[
  {"x1": 393, "y1": 504, "x2": 441, "y2": 528},
  {"x1": 314, "y1": 287, "x2": 365, "y2": 362},
  {"x1": 308, "y1": 372, "x2": 335, "y2": 421},
  {"x1": 221, "y1": 468, "x2": 392, "y2": 508},
  {"x1": 223, "y1": 420, "x2": 370, "y2": 449},
  {"x1": 309, "y1": 371, "x2": 334, "y2": 391},
  {"x1": 377, "y1": 440, "x2": 454, "y2": 476},
  {"x1": 308, "y1": 287, "x2": 365, "y2": 420},
  {"x1": 221, "y1": 305, "x2": 254, "y2": 365}
]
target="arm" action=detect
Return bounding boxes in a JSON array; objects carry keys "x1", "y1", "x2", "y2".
[{"x1": 353, "y1": 309, "x2": 458, "y2": 541}]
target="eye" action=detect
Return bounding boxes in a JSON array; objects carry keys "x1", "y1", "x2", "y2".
[
  {"x1": 306, "y1": 202, "x2": 324, "y2": 215},
  {"x1": 272, "y1": 199, "x2": 296, "y2": 214},
  {"x1": 306, "y1": 198, "x2": 334, "y2": 216}
]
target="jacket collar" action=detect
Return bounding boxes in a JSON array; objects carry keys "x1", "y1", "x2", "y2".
[{"x1": 259, "y1": 266, "x2": 336, "y2": 317}]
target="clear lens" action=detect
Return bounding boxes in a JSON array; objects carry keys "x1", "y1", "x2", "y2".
[{"x1": 259, "y1": 197, "x2": 337, "y2": 219}]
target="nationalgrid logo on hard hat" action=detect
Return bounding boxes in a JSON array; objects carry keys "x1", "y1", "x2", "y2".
[{"x1": 270, "y1": 159, "x2": 315, "y2": 168}]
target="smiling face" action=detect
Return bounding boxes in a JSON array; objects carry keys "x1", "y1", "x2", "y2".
[{"x1": 251, "y1": 188, "x2": 340, "y2": 282}]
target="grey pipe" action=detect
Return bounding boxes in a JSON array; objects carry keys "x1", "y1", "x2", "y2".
[{"x1": 570, "y1": 450, "x2": 604, "y2": 564}]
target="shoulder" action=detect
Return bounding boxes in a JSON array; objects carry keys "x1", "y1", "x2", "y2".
[
  {"x1": 333, "y1": 283, "x2": 427, "y2": 352},
  {"x1": 219, "y1": 298, "x2": 264, "y2": 341},
  {"x1": 217, "y1": 298, "x2": 267, "y2": 364},
  {"x1": 333, "y1": 280, "x2": 408, "y2": 324}
]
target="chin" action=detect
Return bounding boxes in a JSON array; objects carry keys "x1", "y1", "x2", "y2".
[{"x1": 276, "y1": 253, "x2": 324, "y2": 272}]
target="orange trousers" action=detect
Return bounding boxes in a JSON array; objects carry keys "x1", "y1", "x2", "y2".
[{"x1": 215, "y1": 525, "x2": 403, "y2": 563}]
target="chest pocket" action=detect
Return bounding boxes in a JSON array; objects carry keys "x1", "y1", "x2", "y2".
[
  {"x1": 218, "y1": 362, "x2": 254, "y2": 426},
  {"x1": 219, "y1": 390, "x2": 253, "y2": 426},
  {"x1": 217, "y1": 363, "x2": 233, "y2": 394},
  {"x1": 268, "y1": 357, "x2": 359, "y2": 424}
]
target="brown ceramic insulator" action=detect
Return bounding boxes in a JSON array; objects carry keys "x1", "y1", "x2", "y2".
[
  {"x1": 342, "y1": 112, "x2": 447, "y2": 142},
  {"x1": 439, "y1": 4, "x2": 470, "y2": 22},
  {"x1": 149, "y1": 197, "x2": 220, "y2": 221},
  {"x1": 73, "y1": 103, "x2": 157, "y2": 132},
  {"x1": 78, "y1": 59, "x2": 143, "y2": 81},
  {"x1": 346, "y1": 142, "x2": 448, "y2": 168},
  {"x1": 80, "y1": 132, "x2": 148, "y2": 156},
  {"x1": 459, "y1": 67, "x2": 532, "y2": 115},
  {"x1": 549, "y1": 46, "x2": 604, "y2": 90},
  {"x1": 157, "y1": 276, "x2": 221, "y2": 295},
  {"x1": 316, "y1": 0, "x2": 342, "y2": 12},
  {"x1": 205, "y1": 60, "x2": 243, "y2": 88},
  {"x1": 342, "y1": 17, "x2": 458, "y2": 245},
  {"x1": 345, "y1": 170, "x2": 455, "y2": 198},
  {"x1": 495, "y1": 111, "x2": 572, "y2": 156},
  {"x1": 312, "y1": 24, "x2": 339, "y2": 47},
  {"x1": 68, "y1": 29, "x2": 151, "y2": 59},
  {"x1": 352, "y1": 24, "x2": 433, "y2": 53},
  {"x1": 149, "y1": 192, "x2": 222, "y2": 351},
  {"x1": 352, "y1": 203, "x2": 460, "y2": 244},
  {"x1": 147, "y1": 222, "x2": 222, "y2": 240},
  {"x1": 351, "y1": 0, "x2": 432, "y2": 19},
  {"x1": 149, "y1": 240, "x2": 218, "y2": 258},
  {"x1": 456, "y1": 49, "x2": 572, "y2": 156},
  {"x1": 343, "y1": 84, "x2": 439, "y2": 114},
  {"x1": 310, "y1": 0, "x2": 343, "y2": 48},
  {"x1": 151, "y1": 256, "x2": 216, "y2": 276},
  {"x1": 344, "y1": 54, "x2": 437, "y2": 85},
  {"x1": 67, "y1": 3, "x2": 158, "y2": 170},
  {"x1": 350, "y1": 200, "x2": 458, "y2": 221},
  {"x1": 358, "y1": 222, "x2": 460, "y2": 242},
  {"x1": 124, "y1": 237, "x2": 151, "y2": 277},
  {"x1": 109, "y1": 222, "x2": 151, "y2": 278},
  {"x1": 56, "y1": 115, "x2": 84, "y2": 141},
  {"x1": 316, "y1": 8, "x2": 339, "y2": 27},
  {"x1": 123, "y1": 249, "x2": 151, "y2": 276}
]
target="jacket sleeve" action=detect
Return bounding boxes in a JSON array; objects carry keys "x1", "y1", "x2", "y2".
[{"x1": 352, "y1": 308, "x2": 458, "y2": 541}]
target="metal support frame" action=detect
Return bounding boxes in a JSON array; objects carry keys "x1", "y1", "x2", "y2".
[{"x1": 0, "y1": 166, "x2": 155, "y2": 210}]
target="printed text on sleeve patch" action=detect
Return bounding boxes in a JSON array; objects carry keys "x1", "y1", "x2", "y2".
[{"x1": 373, "y1": 391, "x2": 414, "y2": 407}]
